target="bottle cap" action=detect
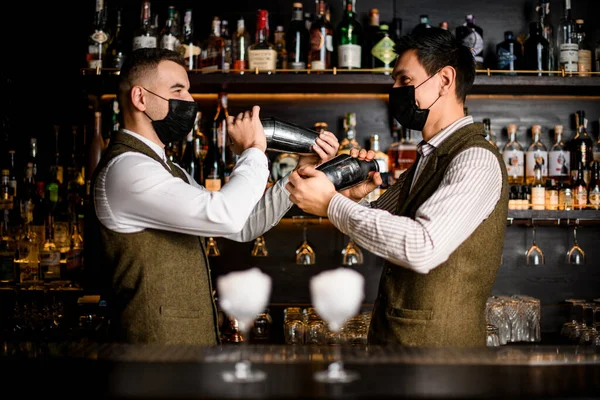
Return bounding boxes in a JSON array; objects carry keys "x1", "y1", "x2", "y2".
[
  {"x1": 370, "y1": 8, "x2": 379, "y2": 15},
  {"x1": 532, "y1": 125, "x2": 542, "y2": 135},
  {"x1": 293, "y1": 2, "x2": 303, "y2": 8},
  {"x1": 554, "y1": 125, "x2": 563, "y2": 135},
  {"x1": 507, "y1": 124, "x2": 518, "y2": 133}
]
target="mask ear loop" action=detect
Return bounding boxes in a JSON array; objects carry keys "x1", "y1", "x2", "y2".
[{"x1": 415, "y1": 69, "x2": 443, "y2": 110}]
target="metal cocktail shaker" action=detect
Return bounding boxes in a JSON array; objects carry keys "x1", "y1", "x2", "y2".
[
  {"x1": 316, "y1": 154, "x2": 380, "y2": 191},
  {"x1": 261, "y1": 118, "x2": 319, "y2": 155}
]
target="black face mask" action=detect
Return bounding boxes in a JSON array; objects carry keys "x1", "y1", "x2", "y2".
[
  {"x1": 388, "y1": 72, "x2": 441, "y2": 132},
  {"x1": 143, "y1": 88, "x2": 198, "y2": 144}
]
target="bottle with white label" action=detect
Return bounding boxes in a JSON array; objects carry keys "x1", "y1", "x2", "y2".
[
  {"x1": 548, "y1": 125, "x2": 571, "y2": 183},
  {"x1": 39, "y1": 215, "x2": 62, "y2": 282},
  {"x1": 530, "y1": 164, "x2": 546, "y2": 210},
  {"x1": 308, "y1": 0, "x2": 334, "y2": 71},
  {"x1": 575, "y1": 19, "x2": 592, "y2": 76},
  {"x1": 132, "y1": 0, "x2": 157, "y2": 51},
  {"x1": 557, "y1": 0, "x2": 578, "y2": 73},
  {"x1": 502, "y1": 124, "x2": 525, "y2": 185},
  {"x1": 526, "y1": 125, "x2": 548, "y2": 185},
  {"x1": 248, "y1": 9, "x2": 277, "y2": 72},
  {"x1": 336, "y1": 0, "x2": 362, "y2": 69}
]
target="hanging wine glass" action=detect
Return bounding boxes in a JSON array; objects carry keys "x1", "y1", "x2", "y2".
[
  {"x1": 205, "y1": 237, "x2": 221, "y2": 257},
  {"x1": 525, "y1": 224, "x2": 544, "y2": 265},
  {"x1": 251, "y1": 235, "x2": 269, "y2": 257},
  {"x1": 292, "y1": 216, "x2": 320, "y2": 265},
  {"x1": 341, "y1": 237, "x2": 363, "y2": 266},
  {"x1": 566, "y1": 225, "x2": 585, "y2": 265}
]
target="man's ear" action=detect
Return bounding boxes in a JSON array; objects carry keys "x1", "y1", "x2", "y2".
[
  {"x1": 439, "y1": 65, "x2": 456, "y2": 97},
  {"x1": 130, "y1": 86, "x2": 146, "y2": 112}
]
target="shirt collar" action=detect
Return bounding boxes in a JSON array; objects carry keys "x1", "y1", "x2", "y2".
[
  {"x1": 417, "y1": 116, "x2": 474, "y2": 157},
  {"x1": 121, "y1": 129, "x2": 169, "y2": 164}
]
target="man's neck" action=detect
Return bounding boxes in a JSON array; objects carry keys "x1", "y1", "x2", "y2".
[
  {"x1": 421, "y1": 102, "x2": 465, "y2": 142},
  {"x1": 124, "y1": 118, "x2": 165, "y2": 149}
]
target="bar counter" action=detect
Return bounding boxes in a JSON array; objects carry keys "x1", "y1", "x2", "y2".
[{"x1": 3, "y1": 341, "x2": 600, "y2": 399}]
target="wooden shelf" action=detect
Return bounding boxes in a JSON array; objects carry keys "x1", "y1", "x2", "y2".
[
  {"x1": 80, "y1": 70, "x2": 600, "y2": 96},
  {"x1": 507, "y1": 209, "x2": 600, "y2": 225}
]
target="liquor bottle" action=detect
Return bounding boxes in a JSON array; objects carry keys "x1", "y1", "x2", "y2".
[
  {"x1": 536, "y1": 0, "x2": 555, "y2": 72},
  {"x1": 557, "y1": 0, "x2": 578, "y2": 74},
  {"x1": 204, "y1": 122, "x2": 225, "y2": 191},
  {"x1": 502, "y1": 124, "x2": 525, "y2": 185},
  {"x1": 570, "y1": 110, "x2": 593, "y2": 184},
  {"x1": 483, "y1": 118, "x2": 498, "y2": 149},
  {"x1": 575, "y1": 19, "x2": 592, "y2": 76},
  {"x1": 545, "y1": 178, "x2": 559, "y2": 210},
  {"x1": 365, "y1": 134, "x2": 388, "y2": 202},
  {"x1": 371, "y1": 24, "x2": 396, "y2": 73},
  {"x1": 65, "y1": 213, "x2": 84, "y2": 283},
  {"x1": 308, "y1": 0, "x2": 334, "y2": 71},
  {"x1": 572, "y1": 161, "x2": 587, "y2": 209},
  {"x1": 287, "y1": 3, "x2": 309, "y2": 70},
  {"x1": 337, "y1": 0, "x2": 362, "y2": 70},
  {"x1": 390, "y1": 4, "x2": 402, "y2": 42},
  {"x1": 159, "y1": 6, "x2": 181, "y2": 51},
  {"x1": 548, "y1": 125, "x2": 571, "y2": 183},
  {"x1": 588, "y1": 161, "x2": 600, "y2": 209},
  {"x1": 412, "y1": 15, "x2": 432, "y2": 34},
  {"x1": 274, "y1": 26, "x2": 288, "y2": 70},
  {"x1": 106, "y1": 7, "x2": 126, "y2": 69},
  {"x1": 220, "y1": 20, "x2": 233, "y2": 72},
  {"x1": 593, "y1": 123, "x2": 600, "y2": 164},
  {"x1": 525, "y1": 125, "x2": 548, "y2": 184},
  {"x1": 248, "y1": 10, "x2": 277, "y2": 72},
  {"x1": 180, "y1": 129, "x2": 201, "y2": 185},
  {"x1": 387, "y1": 124, "x2": 418, "y2": 182},
  {"x1": 524, "y1": 22, "x2": 549, "y2": 75},
  {"x1": 456, "y1": 15, "x2": 484, "y2": 69},
  {"x1": 86, "y1": 0, "x2": 110, "y2": 69},
  {"x1": 132, "y1": 0, "x2": 157, "y2": 51},
  {"x1": 337, "y1": 112, "x2": 360, "y2": 155},
  {"x1": 0, "y1": 219, "x2": 17, "y2": 283},
  {"x1": 213, "y1": 92, "x2": 234, "y2": 169},
  {"x1": 233, "y1": 17, "x2": 251, "y2": 72},
  {"x1": 201, "y1": 16, "x2": 224, "y2": 70},
  {"x1": 39, "y1": 214, "x2": 62, "y2": 282},
  {"x1": 496, "y1": 31, "x2": 522, "y2": 74},
  {"x1": 530, "y1": 163, "x2": 546, "y2": 210},
  {"x1": 439, "y1": 22, "x2": 449, "y2": 30},
  {"x1": 363, "y1": 8, "x2": 380, "y2": 69},
  {"x1": 177, "y1": 9, "x2": 200, "y2": 71},
  {"x1": 261, "y1": 118, "x2": 319, "y2": 154},
  {"x1": 7, "y1": 150, "x2": 18, "y2": 200},
  {"x1": 28, "y1": 137, "x2": 38, "y2": 181},
  {"x1": 316, "y1": 154, "x2": 379, "y2": 191}
]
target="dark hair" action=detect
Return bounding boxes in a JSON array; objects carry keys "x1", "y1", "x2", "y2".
[
  {"x1": 393, "y1": 27, "x2": 475, "y2": 103},
  {"x1": 117, "y1": 48, "x2": 186, "y2": 105}
]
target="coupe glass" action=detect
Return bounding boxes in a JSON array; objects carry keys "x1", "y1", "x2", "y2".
[
  {"x1": 217, "y1": 268, "x2": 272, "y2": 383},
  {"x1": 310, "y1": 268, "x2": 364, "y2": 383},
  {"x1": 566, "y1": 226, "x2": 585, "y2": 265},
  {"x1": 525, "y1": 225, "x2": 544, "y2": 265}
]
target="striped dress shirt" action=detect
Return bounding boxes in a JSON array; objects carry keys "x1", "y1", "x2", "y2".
[{"x1": 328, "y1": 116, "x2": 503, "y2": 274}]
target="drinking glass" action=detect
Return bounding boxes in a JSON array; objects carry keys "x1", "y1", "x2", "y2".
[
  {"x1": 205, "y1": 237, "x2": 220, "y2": 257},
  {"x1": 310, "y1": 268, "x2": 364, "y2": 384},
  {"x1": 292, "y1": 216, "x2": 320, "y2": 265},
  {"x1": 251, "y1": 236, "x2": 268, "y2": 257},
  {"x1": 341, "y1": 237, "x2": 363, "y2": 266},
  {"x1": 566, "y1": 226, "x2": 585, "y2": 265},
  {"x1": 217, "y1": 268, "x2": 272, "y2": 383},
  {"x1": 525, "y1": 224, "x2": 544, "y2": 265},
  {"x1": 560, "y1": 298, "x2": 586, "y2": 339}
]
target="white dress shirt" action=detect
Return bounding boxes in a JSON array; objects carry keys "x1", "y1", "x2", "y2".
[
  {"x1": 327, "y1": 116, "x2": 503, "y2": 274},
  {"x1": 94, "y1": 129, "x2": 293, "y2": 241}
]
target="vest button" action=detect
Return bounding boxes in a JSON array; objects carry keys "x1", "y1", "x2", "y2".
[{"x1": 386, "y1": 267, "x2": 392, "y2": 275}]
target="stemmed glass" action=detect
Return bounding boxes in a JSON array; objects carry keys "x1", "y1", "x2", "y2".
[
  {"x1": 251, "y1": 236, "x2": 268, "y2": 257},
  {"x1": 566, "y1": 225, "x2": 585, "y2": 265},
  {"x1": 341, "y1": 237, "x2": 363, "y2": 266},
  {"x1": 525, "y1": 223, "x2": 544, "y2": 265},
  {"x1": 205, "y1": 237, "x2": 220, "y2": 257},
  {"x1": 292, "y1": 216, "x2": 321, "y2": 265},
  {"x1": 217, "y1": 268, "x2": 272, "y2": 383},
  {"x1": 310, "y1": 267, "x2": 364, "y2": 384}
]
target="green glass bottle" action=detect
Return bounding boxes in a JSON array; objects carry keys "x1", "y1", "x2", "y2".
[{"x1": 336, "y1": 0, "x2": 362, "y2": 69}]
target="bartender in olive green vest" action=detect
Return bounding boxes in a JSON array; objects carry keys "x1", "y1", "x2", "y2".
[
  {"x1": 286, "y1": 28, "x2": 508, "y2": 347},
  {"x1": 86, "y1": 48, "x2": 339, "y2": 345}
]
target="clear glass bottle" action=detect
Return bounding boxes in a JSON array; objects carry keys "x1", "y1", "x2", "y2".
[
  {"x1": 531, "y1": 163, "x2": 546, "y2": 210},
  {"x1": 387, "y1": 123, "x2": 418, "y2": 182},
  {"x1": 557, "y1": 0, "x2": 578, "y2": 74},
  {"x1": 483, "y1": 118, "x2": 498, "y2": 149},
  {"x1": 545, "y1": 178, "x2": 559, "y2": 210},
  {"x1": 537, "y1": 0, "x2": 555, "y2": 72},
  {"x1": 365, "y1": 134, "x2": 388, "y2": 202},
  {"x1": 287, "y1": 3, "x2": 309, "y2": 70},
  {"x1": 201, "y1": 16, "x2": 224, "y2": 70},
  {"x1": 214, "y1": 92, "x2": 231, "y2": 167},
  {"x1": 524, "y1": 22, "x2": 549, "y2": 75},
  {"x1": 232, "y1": 17, "x2": 251, "y2": 72},
  {"x1": 455, "y1": 14, "x2": 484, "y2": 69},
  {"x1": 39, "y1": 215, "x2": 62, "y2": 282},
  {"x1": 159, "y1": 6, "x2": 180, "y2": 51},
  {"x1": 572, "y1": 161, "x2": 588, "y2": 209},
  {"x1": 496, "y1": 31, "x2": 522, "y2": 74},
  {"x1": 132, "y1": 0, "x2": 157, "y2": 51},
  {"x1": 337, "y1": 112, "x2": 361, "y2": 155},
  {"x1": 337, "y1": 0, "x2": 363, "y2": 69},
  {"x1": 570, "y1": 110, "x2": 593, "y2": 184},
  {"x1": 575, "y1": 19, "x2": 592, "y2": 76},
  {"x1": 274, "y1": 25, "x2": 288, "y2": 69},
  {"x1": 86, "y1": 0, "x2": 110, "y2": 69},
  {"x1": 588, "y1": 161, "x2": 600, "y2": 210},
  {"x1": 220, "y1": 20, "x2": 232, "y2": 72},
  {"x1": 308, "y1": 0, "x2": 334, "y2": 71},
  {"x1": 548, "y1": 125, "x2": 571, "y2": 183},
  {"x1": 526, "y1": 125, "x2": 548, "y2": 185},
  {"x1": 502, "y1": 124, "x2": 525, "y2": 185},
  {"x1": 248, "y1": 10, "x2": 277, "y2": 72}
]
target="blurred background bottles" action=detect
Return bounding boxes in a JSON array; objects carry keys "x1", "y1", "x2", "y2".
[
  {"x1": 132, "y1": 0, "x2": 157, "y2": 51},
  {"x1": 233, "y1": 16, "x2": 251, "y2": 71},
  {"x1": 524, "y1": 21, "x2": 549, "y2": 75},
  {"x1": 308, "y1": 0, "x2": 334, "y2": 71},
  {"x1": 336, "y1": 0, "x2": 362, "y2": 69},
  {"x1": 287, "y1": 3, "x2": 309, "y2": 70},
  {"x1": 86, "y1": 0, "x2": 110, "y2": 69},
  {"x1": 456, "y1": 14, "x2": 484, "y2": 69},
  {"x1": 496, "y1": 31, "x2": 522, "y2": 74},
  {"x1": 248, "y1": 9, "x2": 277, "y2": 72},
  {"x1": 159, "y1": 5, "x2": 180, "y2": 51}
]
